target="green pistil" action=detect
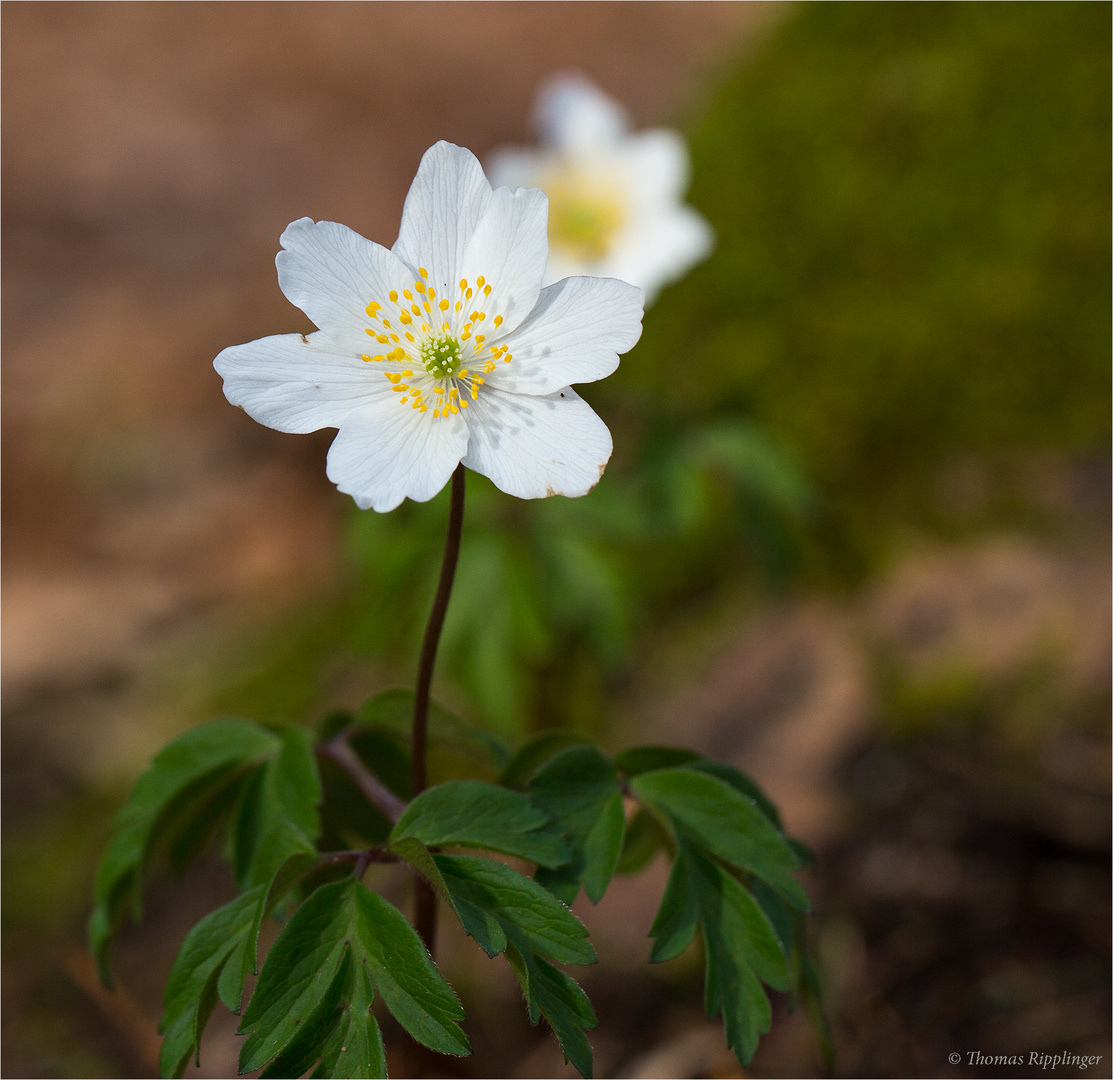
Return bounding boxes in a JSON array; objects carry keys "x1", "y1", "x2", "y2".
[{"x1": 420, "y1": 335, "x2": 463, "y2": 379}]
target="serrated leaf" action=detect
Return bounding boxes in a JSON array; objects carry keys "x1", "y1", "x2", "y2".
[
  {"x1": 232, "y1": 726, "x2": 322, "y2": 889},
  {"x1": 219, "y1": 823, "x2": 319, "y2": 1014},
  {"x1": 613, "y1": 745, "x2": 702, "y2": 776},
  {"x1": 259, "y1": 949, "x2": 353, "y2": 1079},
  {"x1": 239, "y1": 878, "x2": 468, "y2": 1073},
  {"x1": 355, "y1": 688, "x2": 509, "y2": 767},
  {"x1": 159, "y1": 887, "x2": 263, "y2": 1078},
  {"x1": 310, "y1": 961, "x2": 387, "y2": 1079},
  {"x1": 159, "y1": 829, "x2": 319, "y2": 1076},
  {"x1": 90, "y1": 719, "x2": 280, "y2": 985},
  {"x1": 506, "y1": 945, "x2": 597, "y2": 1079},
  {"x1": 648, "y1": 843, "x2": 790, "y2": 1069},
  {"x1": 499, "y1": 732, "x2": 589, "y2": 789},
  {"x1": 390, "y1": 780, "x2": 568, "y2": 867},
  {"x1": 528, "y1": 745, "x2": 623, "y2": 904},
  {"x1": 630, "y1": 768, "x2": 808, "y2": 911},
  {"x1": 434, "y1": 854, "x2": 595, "y2": 965}
]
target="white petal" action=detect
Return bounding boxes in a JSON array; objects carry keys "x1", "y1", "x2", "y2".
[
  {"x1": 462, "y1": 386, "x2": 612, "y2": 499},
  {"x1": 484, "y1": 146, "x2": 545, "y2": 191},
  {"x1": 485, "y1": 276, "x2": 643, "y2": 395},
  {"x1": 604, "y1": 206, "x2": 714, "y2": 304},
  {"x1": 535, "y1": 75, "x2": 628, "y2": 154},
  {"x1": 276, "y1": 218, "x2": 414, "y2": 350},
  {"x1": 392, "y1": 142, "x2": 492, "y2": 297},
  {"x1": 214, "y1": 331, "x2": 391, "y2": 433},
  {"x1": 623, "y1": 130, "x2": 691, "y2": 206},
  {"x1": 326, "y1": 400, "x2": 469, "y2": 512},
  {"x1": 458, "y1": 184, "x2": 549, "y2": 337}
]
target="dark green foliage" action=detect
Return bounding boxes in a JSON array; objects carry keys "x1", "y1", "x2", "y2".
[
  {"x1": 435, "y1": 854, "x2": 595, "y2": 965},
  {"x1": 89, "y1": 719, "x2": 281, "y2": 984},
  {"x1": 425, "y1": 852, "x2": 605, "y2": 1080},
  {"x1": 238, "y1": 878, "x2": 469, "y2": 1076},
  {"x1": 498, "y1": 731, "x2": 590, "y2": 789},
  {"x1": 92, "y1": 711, "x2": 821, "y2": 1078},
  {"x1": 528, "y1": 745, "x2": 626, "y2": 904},
  {"x1": 506, "y1": 945, "x2": 598, "y2": 1079},
  {"x1": 159, "y1": 888, "x2": 263, "y2": 1078},
  {"x1": 634, "y1": 761, "x2": 823, "y2": 1069},
  {"x1": 631, "y1": 767, "x2": 809, "y2": 911},
  {"x1": 658, "y1": 844, "x2": 789, "y2": 1066},
  {"x1": 389, "y1": 779, "x2": 569, "y2": 867},
  {"x1": 232, "y1": 727, "x2": 321, "y2": 888}
]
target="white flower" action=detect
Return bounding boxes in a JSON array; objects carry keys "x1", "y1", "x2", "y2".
[
  {"x1": 486, "y1": 74, "x2": 714, "y2": 305},
  {"x1": 214, "y1": 141, "x2": 643, "y2": 513}
]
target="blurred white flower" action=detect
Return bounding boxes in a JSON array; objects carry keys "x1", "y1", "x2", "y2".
[
  {"x1": 215, "y1": 141, "x2": 643, "y2": 512},
  {"x1": 487, "y1": 74, "x2": 714, "y2": 305}
]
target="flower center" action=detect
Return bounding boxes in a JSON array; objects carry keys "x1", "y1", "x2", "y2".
[
  {"x1": 420, "y1": 334, "x2": 463, "y2": 379},
  {"x1": 360, "y1": 268, "x2": 514, "y2": 420},
  {"x1": 542, "y1": 168, "x2": 626, "y2": 263}
]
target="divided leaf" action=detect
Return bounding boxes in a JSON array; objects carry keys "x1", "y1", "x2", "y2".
[
  {"x1": 428, "y1": 853, "x2": 598, "y2": 1079},
  {"x1": 506, "y1": 946, "x2": 597, "y2": 1080},
  {"x1": 649, "y1": 844, "x2": 790, "y2": 1067},
  {"x1": 231, "y1": 726, "x2": 322, "y2": 888},
  {"x1": 528, "y1": 746, "x2": 625, "y2": 904},
  {"x1": 159, "y1": 887, "x2": 263, "y2": 1079},
  {"x1": 238, "y1": 878, "x2": 469, "y2": 1077},
  {"x1": 158, "y1": 827, "x2": 318, "y2": 1078},
  {"x1": 90, "y1": 719, "x2": 280, "y2": 984},
  {"x1": 630, "y1": 768, "x2": 808, "y2": 911},
  {"x1": 434, "y1": 854, "x2": 595, "y2": 965},
  {"x1": 390, "y1": 780, "x2": 568, "y2": 867}
]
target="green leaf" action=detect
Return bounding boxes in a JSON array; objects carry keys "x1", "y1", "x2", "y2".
[
  {"x1": 158, "y1": 827, "x2": 319, "y2": 1076},
  {"x1": 687, "y1": 760, "x2": 783, "y2": 829},
  {"x1": 613, "y1": 745, "x2": 703, "y2": 777},
  {"x1": 355, "y1": 689, "x2": 509, "y2": 767},
  {"x1": 232, "y1": 726, "x2": 322, "y2": 889},
  {"x1": 434, "y1": 854, "x2": 595, "y2": 965},
  {"x1": 390, "y1": 780, "x2": 568, "y2": 868},
  {"x1": 159, "y1": 888, "x2": 263, "y2": 1078},
  {"x1": 239, "y1": 878, "x2": 468, "y2": 1074},
  {"x1": 647, "y1": 854, "x2": 699, "y2": 963},
  {"x1": 499, "y1": 732, "x2": 589, "y2": 789},
  {"x1": 430, "y1": 853, "x2": 598, "y2": 1079},
  {"x1": 506, "y1": 945, "x2": 597, "y2": 1079},
  {"x1": 581, "y1": 791, "x2": 626, "y2": 903},
  {"x1": 90, "y1": 719, "x2": 280, "y2": 985},
  {"x1": 648, "y1": 843, "x2": 789, "y2": 1068},
  {"x1": 528, "y1": 746, "x2": 624, "y2": 904},
  {"x1": 218, "y1": 823, "x2": 319, "y2": 1014},
  {"x1": 616, "y1": 809, "x2": 670, "y2": 876},
  {"x1": 310, "y1": 961, "x2": 388, "y2": 1080},
  {"x1": 630, "y1": 768, "x2": 808, "y2": 911}
]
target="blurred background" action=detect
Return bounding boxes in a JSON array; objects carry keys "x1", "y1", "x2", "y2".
[{"x1": 3, "y1": 3, "x2": 1109, "y2": 1077}]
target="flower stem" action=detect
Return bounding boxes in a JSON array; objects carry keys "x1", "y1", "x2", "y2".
[{"x1": 411, "y1": 462, "x2": 466, "y2": 954}]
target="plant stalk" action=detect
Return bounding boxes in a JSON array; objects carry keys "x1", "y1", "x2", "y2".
[{"x1": 411, "y1": 462, "x2": 466, "y2": 954}]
